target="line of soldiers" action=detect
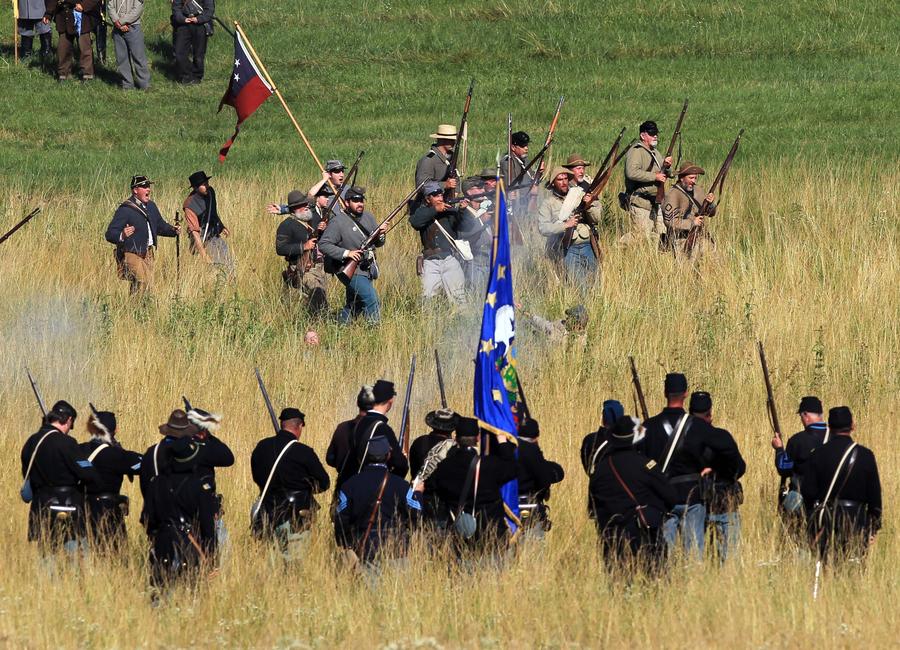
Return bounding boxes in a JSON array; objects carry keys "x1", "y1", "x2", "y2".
[{"x1": 22, "y1": 374, "x2": 880, "y2": 585}]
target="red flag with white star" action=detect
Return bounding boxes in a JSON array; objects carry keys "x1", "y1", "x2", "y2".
[{"x1": 217, "y1": 31, "x2": 274, "y2": 161}]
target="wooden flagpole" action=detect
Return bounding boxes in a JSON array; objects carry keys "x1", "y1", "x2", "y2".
[
  {"x1": 233, "y1": 21, "x2": 345, "y2": 208},
  {"x1": 13, "y1": 0, "x2": 19, "y2": 65}
]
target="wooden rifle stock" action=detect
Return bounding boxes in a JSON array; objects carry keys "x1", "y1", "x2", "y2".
[
  {"x1": 628, "y1": 356, "x2": 649, "y2": 421},
  {"x1": 356, "y1": 469, "x2": 391, "y2": 560},
  {"x1": 339, "y1": 182, "x2": 425, "y2": 281},
  {"x1": 445, "y1": 79, "x2": 475, "y2": 200},
  {"x1": 684, "y1": 129, "x2": 743, "y2": 254},
  {"x1": 0, "y1": 207, "x2": 42, "y2": 246}
]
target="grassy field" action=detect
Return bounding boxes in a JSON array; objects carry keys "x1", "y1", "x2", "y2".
[{"x1": 1, "y1": 1, "x2": 899, "y2": 648}]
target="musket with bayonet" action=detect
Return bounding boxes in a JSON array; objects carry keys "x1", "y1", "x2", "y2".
[
  {"x1": 653, "y1": 99, "x2": 688, "y2": 219},
  {"x1": 444, "y1": 78, "x2": 475, "y2": 200},
  {"x1": 561, "y1": 127, "x2": 626, "y2": 254},
  {"x1": 684, "y1": 129, "x2": 743, "y2": 255},
  {"x1": 757, "y1": 341, "x2": 787, "y2": 502},
  {"x1": 510, "y1": 138, "x2": 553, "y2": 190},
  {"x1": 26, "y1": 367, "x2": 47, "y2": 418},
  {"x1": 254, "y1": 367, "x2": 280, "y2": 435},
  {"x1": 338, "y1": 181, "x2": 426, "y2": 281},
  {"x1": 397, "y1": 355, "x2": 416, "y2": 457},
  {"x1": 628, "y1": 356, "x2": 649, "y2": 422},
  {"x1": 525, "y1": 95, "x2": 564, "y2": 194},
  {"x1": 0, "y1": 208, "x2": 42, "y2": 247}
]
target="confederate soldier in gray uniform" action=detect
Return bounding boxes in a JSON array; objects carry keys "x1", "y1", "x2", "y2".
[
  {"x1": 275, "y1": 190, "x2": 327, "y2": 315},
  {"x1": 16, "y1": 0, "x2": 53, "y2": 60},
  {"x1": 500, "y1": 131, "x2": 539, "y2": 215},
  {"x1": 409, "y1": 181, "x2": 467, "y2": 305},
  {"x1": 412, "y1": 124, "x2": 458, "y2": 214},
  {"x1": 319, "y1": 186, "x2": 387, "y2": 323},
  {"x1": 621, "y1": 120, "x2": 672, "y2": 245}
]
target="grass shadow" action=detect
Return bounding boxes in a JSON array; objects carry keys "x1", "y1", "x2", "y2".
[{"x1": 146, "y1": 31, "x2": 179, "y2": 83}]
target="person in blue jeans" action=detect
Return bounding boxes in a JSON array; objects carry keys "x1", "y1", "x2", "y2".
[
  {"x1": 318, "y1": 186, "x2": 386, "y2": 324},
  {"x1": 689, "y1": 391, "x2": 746, "y2": 561}
]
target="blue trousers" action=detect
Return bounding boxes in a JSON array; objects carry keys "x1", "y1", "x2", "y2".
[
  {"x1": 338, "y1": 273, "x2": 380, "y2": 323},
  {"x1": 663, "y1": 503, "x2": 706, "y2": 558},
  {"x1": 564, "y1": 242, "x2": 597, "y2": 284},
  {"x1": 708, "y1": 511, "x2": 740, "y2": 561}
]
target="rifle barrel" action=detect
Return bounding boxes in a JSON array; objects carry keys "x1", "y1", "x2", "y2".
[
  {"x1": 757, "y1": 341, "x2": 782, "y2": 439},
  {"x1": 434, "y1": 349, "x2": 447, "y2": 409},
  {"x1": 398, "y1": 354, "x2": 416, "y2": 455},
  {"x1": 628, "y1": 356, "x2": 649, "y2": 421},
  {"x1": 254, "y1": 368, "x2": 280, "y2": 435},
  {"x1": 25, "y1": 367, "x2": 47, "y2": 417},
  {"x1": 0, "y1": 207, "x2": 42, "y2": 246}
]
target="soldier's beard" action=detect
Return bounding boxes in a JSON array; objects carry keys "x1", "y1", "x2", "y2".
[
  {"x1": 650, "y1": 137, "x2": 659, "y2": 147},
  {"x1": 292, "y1": 210, "x2": 312, "y2": 222}
]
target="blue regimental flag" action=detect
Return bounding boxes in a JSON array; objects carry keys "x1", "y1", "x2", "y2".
[{"x1": 473, "y1": 185, "x2": 522, "y2": 530}]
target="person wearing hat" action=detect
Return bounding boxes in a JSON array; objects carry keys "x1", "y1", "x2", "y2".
[
  {"x1": 772, "y1": 396, "x2": 829, "y2": 520},
  {"x1": 580, "y1": 399, "x2": 625, "y2": 477},
  {"x1": 688, "y1": 391, "x2": 746, "y2": 561},
  {"x1": 621, "y1": 120, "x2": 673, "y2": 245},
  {"x1": 20, "y1": 400, "x2": 100, "y2": 552},
  {"x1": 334, "y1": 435, "x2": 421, "y2": 565},
  {"x1": 801, "y1": 406, "x2": 881, "y2": 561},
  {"x1": 142, "y1": 436, "x2": 218, "y2": 590},
  {"x1": 457, "y1": 177, "x2": 494, "y2": 294},
  {"x1": 562, "y1": 154, "x2": 593, "y2": 190},
  {"x1": 185, "y1": 405, "x2": 234, "y2": 538},
  {"x1": 516, "y1": 419, "x2": 564, "y2": 536},
  {"x1": 501, "y1": 131, "x2": 542, "y2": 215},
  {"x1": 477, "y1": 168, "x2": 498, "y2": 195},
  {"x1": 275, "y1": 189, "x2": 328, "y2": 315},
  {"x1": 409, "y1": 410, "x2": 460, "y2": 527},
  {"x1": 411, "y1": 124, "x2": 459, "y2": 214},
  {"x1": 78, "y1": 409, "x2": 142, "y2": 551},
  {"x1": 182, "y1": 170, "x2": 234, "y2": 277},
  {"x1": 138, "y1": 409, "x2": 200, "y2": 512},
  {"x1": 409, "y1": 180, "x2": 468, "y2": 305},
  {"x1": 537, "y1": 166, "x2": 603, "y2": 283},
  {"x1": 104, "y1": 175, "x2": 180, "y2": 294},
  {"x1": 641, "y1": 374, "x2": 743, "y2": 558},
  {"x1": 588, "y1": 415, "x2": 677, "y2": 574},
  {"x1": 327, "y1": 385, "x2": 376, "y2": 490},
  {"x1": 428, "y1": 421, "x2": 518, "y2": 554},
  {"x1": 661, "y1": 162, "x2": 717, "y2": 258},
  {"x1": 307, "y1": 160, "x2": 346, "y2": 202},
  {"x1": 250, "y1": 407, "x2": 330, "y2": 557},
  {"x1": 319, "y1": 186, "x2": 388, "y2": 324},
  {"x1": 344, "y1": 380, "x2": 408, "y2": 486}
]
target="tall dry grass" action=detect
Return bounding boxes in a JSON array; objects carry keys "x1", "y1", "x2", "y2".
[{"x1": 0, "y1": 161, "x2": 897, "y2": 647}]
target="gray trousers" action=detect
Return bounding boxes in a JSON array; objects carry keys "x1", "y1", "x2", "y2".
[
  {"x1": 422, "y1": 256, "x2": 465, "y2": 304},
  {"x1": 112, "y1": 24, "x2": 150, "y2": 89}
]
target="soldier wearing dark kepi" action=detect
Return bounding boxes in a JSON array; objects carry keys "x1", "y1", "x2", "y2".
[
  {"x1": 78, "y1": 409, "x2": 142, "y2": 551},
  {"x1": 661, "y1": 162, "x2": 717, "y2": 258},
  {"x1": 250, "y1": 408, "x2": 330, "y2": 559},
  {"x1": 772, "y1": 396, "x2": 827, "y2": 508},
  {"x1": 428, "y1": 426, "x2": 517, "y2": 554},
  {"x1": 516, "y1": 419, "x2": 564, "y2": 536},
  {"x1": 457, "y1": 177, "x2": 493, "y2": 295},
  {"x1": 182, "y1": 170, "x2": 234, "y2": 277},
  {"x1": 319, "y1": 186, "x2": 387, "y2": 324},
  {"x1": 142, "y1": 436, "x2": 218, "y2": 591},
  {"x1": 588, "y1": 416, "x2": 677, "y2": 574},
  {"x1": 641, "y1": 373, "x2": 744, "y2": 558},
  {"x1": 580, "y1": 399, "x2": 625, "y2": 477},
  {"x1": 327, "y1": 385, "x2": 375, "y2": 490},
  {"x1": 104, "y1": 175, "x2": 180, "y2": 295},
  {"x1": 621, "y1": 120, "x2": 672, "y2": 246},
  {"x1": 410, "y1": 180, "x2": 468, "y2": 306},
  {"x1": 501, "y1": 131, "x2": 541, "y2": 214},
  {"x1": 342, "y1": 380, "x2": 409, "y2": 486},
  {"x1": 308, "y1": 159, "x2": 346, "y2": 203},
  {"x1": 802, "y1": 406, "x2": 882, "y2": 562},
  {"x1": 21, "y1": 400, "x2": 100, "y2": 553},
  {"x1": 688, "y1": 391, "x2": 746, "y2": 561},
  {"x1": 411, "y1": 124, "x2": 458, "y2": 214},
  {"x1": 334, "y1": 436, "x2": 421, "y2": 565},
  {"x1": 275, "y1": 190, "x2": 328, "y2": 315}
]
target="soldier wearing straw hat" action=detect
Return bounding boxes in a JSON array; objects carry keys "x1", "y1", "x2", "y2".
[
  {"x1": 411, "y1": 124, "x2": 459, "y2": 214},
  {"x1": 661, "y1": 161, "x2": 716, "y2": 257}
]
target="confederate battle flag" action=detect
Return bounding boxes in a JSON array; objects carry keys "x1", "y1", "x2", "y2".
[{"x1": 218, "y1": 31, "x2": 274, "y2": 161}]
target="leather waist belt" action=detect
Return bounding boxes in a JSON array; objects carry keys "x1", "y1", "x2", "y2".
[
  {"x1": 834, "y1": 499, "x2": 863, "y2": 509},
  {"x1": 669, "y1": 473, "x2": 701, "y2": 485},
  {"x1": 423, "y1": 248, "x2": 453, "y2": 260}
]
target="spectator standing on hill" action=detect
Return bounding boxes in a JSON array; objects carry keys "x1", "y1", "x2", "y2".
[
  {"x1": 171, "y1": 0, "x2": 214, "y2": 85},
  {"x1": 108, "y1": 0, "x2": 150, "y2": 90},
  {"x1": 43, "y1": 0, "x2": 99, "y2": 82},
  {"x1": 16, "y1": 0, "x2": 53, "y2": 60}
]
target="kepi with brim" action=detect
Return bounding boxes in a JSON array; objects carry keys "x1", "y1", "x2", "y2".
[
  {"x1": 664, "y1": 373, "x2": 688, "y2": 396},
  {"x1": 828, "y1": 406, "x2": 853, "y2": 432},
  {"x1": 130, "y1": 175, "x2": 153, "y2": 189},
  {"x1": 278, "y1": 407, "x2": 305, "y2": 424},
  {"x1": 365, "y1": 435, "x2": 392, "y2": 462},
  {"x1": 511, "y1": 131, "x2": 530, "y2": 147},
  {"x1": 519, "y1": 418, "x2": 540, "y2": 438},
  {"x1": 798, "y1": 396, "x2": 823, "y2": 414},
  {"x1": 689, "y1": 391, "x2": 713, "y2": 414},
  {"x1": 425, "y1": 408, "x2": 459, "y2": 432},
  {"x1": 325, "y1": 159, "x2": 345, "y2": 172},
  {"x1": 372, "y1": 379, "x2": 396, "y2": 403}
]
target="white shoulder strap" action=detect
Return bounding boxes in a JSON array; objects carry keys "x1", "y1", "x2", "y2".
[
  {"x1": 88, "y1": 443, "x2": 110, "y2": 464},
  {"x1": 24, "y1": 431, "x2": 55, "y2": 482},
  {"x1": 822, "y1": 443, "x2": 858, "y2": 505},
  {"x1": 252, "y1": 439, "x2": 298, "y2": 520},
  {"x1": 152, "y1": 441, "x2": 162, "y2": 477},
  {"x1": 661, "y1": 414, "x2": 690, "y2": 474},
  {"x1": 589, "y1": 440, "x2": 610, "y2": 476}
]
